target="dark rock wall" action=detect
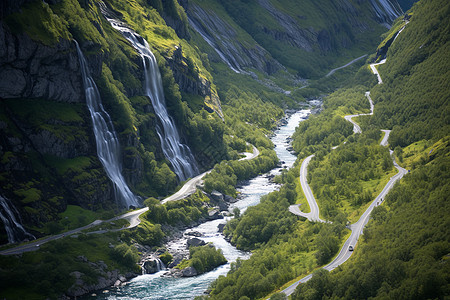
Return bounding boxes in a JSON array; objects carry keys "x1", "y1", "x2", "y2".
[{"x1": 0, "y1": 22, "x2": 83, "y2": 103}]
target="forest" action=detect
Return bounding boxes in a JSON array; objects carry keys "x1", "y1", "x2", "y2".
[{"x1": 196, "y1": 0, "x2": 449, "y2": 299}]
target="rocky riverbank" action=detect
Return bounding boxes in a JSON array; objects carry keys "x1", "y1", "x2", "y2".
[
  {"x1": 137, "y1": 190, "x2": 237, "y2": 277},
  {"x1": 65, "y1": 189, "x2": 237, "y2": 298}
]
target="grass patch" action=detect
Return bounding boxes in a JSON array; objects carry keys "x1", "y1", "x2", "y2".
[
  {"x1": 347, "y1": 168, "x2": 397, "y2": 223},
  {"x1": 44, "y1": 155, "x2": 93, "y2": 175},
  {"x1": 295, "y1": 162, "x2": 310, "y2": 213},
  {"x1": 60, "y1": 205, "x2": 98, "y2": 229},
  {"x1": 5, "y1": 1, "x2": 70, "y2": 45}
]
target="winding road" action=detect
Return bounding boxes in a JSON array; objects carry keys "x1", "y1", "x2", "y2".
[
  {"x1": 163, "y1": 145, "x2": 259, "y2": 204},
  {"x1": 344, "y1": 92, "x2": 375, "y2": 133},
  {"x1": 0, "y1": 207, "x2": 148, "y2": 255},
  {"x1": 288, "y1": 154, "x2": 325, "y2": 223},
  {"x1": 326, "y1": 54, "x2": 368, "y2": 77},
  {"x1": 0, "y1": 145, "x2": 260, "y2": 255},
  {"x1": 283, "y1": 24, "x2": 408, "y2": 294}
]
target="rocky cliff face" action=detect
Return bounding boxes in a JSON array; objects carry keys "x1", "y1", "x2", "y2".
[
  {"x1": 165, "y1": 45, "x2": 222, "y2": 117},
  {"x1": 187, "y1": 0, "x2": 403, "y2": 77},
  {"x1": 0, "y1": 17, "x2": 115, "y2": 238},
  {"x1": 0, "y1": 22, "x2": 82, "y2": 103},
  {"x1": 183, "y1": 1, "x2": 284, "y2": 75},
  {"x1": 0, "y1": 0, "x2": 227, "y2": 238}
]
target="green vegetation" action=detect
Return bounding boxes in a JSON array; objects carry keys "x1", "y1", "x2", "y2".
[
  {"x1": 368, "y1": 0, "x2": 450, "y2": 148},
  {"x1": 144, "y1": 191, "x2": 210, "y2": 226},
  {"x1": 215, "y1": 0, "x2": 387, "y2": 77},
  {"x1": 1, "y1": 0, "x2": 448, "y2": 299},
  {"x1": 5, "y1": 1, "x2": 70, "y2": 45},
  {"x1": 204, "y1": 168, "x2": 349, "y2": 300},
  {"x1": 292, "y1": 137, "x2": 449, "y2": 299},
  {"x1": 0, "y1": 232, "x2": 140, "y2": 300},
  {"x1": 308, "y1": 134, "x2": 394, "y2": 222},
  {"x1": 290, "y1": 1, "x2": 450, "y2": 298},
  {"x1": 178, "y1": 244, "x2": 227, "y2": 274},
  {"x1": 203, "y1": 149, "x2": 278, "y2": 197}
]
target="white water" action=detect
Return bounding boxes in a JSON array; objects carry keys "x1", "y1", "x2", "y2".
[
  {"x1": 105, "y1": 19, "x2": 199, "y2": 182},
  {"x1": 0, "y1": 195, "x2": 35, "y2": 244},
  {"x1": 96, "y1": 110, "x2": 310, "y2": 299},
  {"x1": 371, "y1": 0, "x2": 403, "y2": 24},
  {"x1": 74, "y1": 40, "x2": 139, "y2": 209},
  {"x1": 142, "y1": 256, "x2": 166, "y2": 275},
  {"x1": 231, "y1": 110, "x2": 310, "y2": 213}
]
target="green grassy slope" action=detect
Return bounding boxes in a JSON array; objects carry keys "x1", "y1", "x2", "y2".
[
  {"x1": 369, "y1": 0, "x2": 450, "y2": 147},
  {"x1": 292, "y1": 0, "x2": 450, "y2": 298},
  {"x1": 0, "y1": 0, "x2": 229, "y2": 235}
]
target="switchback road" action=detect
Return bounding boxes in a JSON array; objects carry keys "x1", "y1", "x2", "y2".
[{"x1": 284, "y1": 26, "x2": 408, "y2": 292}]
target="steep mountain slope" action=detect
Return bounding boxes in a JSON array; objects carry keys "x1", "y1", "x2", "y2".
[
  {"x1": 292, "y1": 0, "x2": 449, "y2": 298},
  {"x1": 0, "y1": 0, "x2": 225, "y2": 242},
  {"x1": 185, "y1": 0, "x2": 403, "y2": 77},
  {"x1": 369, "y1": 0, "x2": 449, "y2": 147},
  {"x1": 0, "y1": 0, "x2": 406, "y2": 244}
]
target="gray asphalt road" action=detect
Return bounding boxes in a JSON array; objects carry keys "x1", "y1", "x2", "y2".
[
  {"x1": 1, "y1": 144, "x2": 260, "y2": 255},
  {"x1": 0, "y1": 207, "x2": 149, "y2": 255},
  {"x1": 283, "y1": 148, "x2": 407, "y2": 296},
  {"x1": 289, "y1": 154, "x2": 325, "y2": 222},
  {"x1": 283, "y1": 78, "x2": 405, "y2": 295},
  {"x1": 326, "y1": 54, "x2": 368, "y2": 77},
  {"x1": 343, "y1": 92, "x2": 374, "y2": 134},
  {"x1": 380, "y1": 130, "x2": 391, "y2": 146},
  {"x1": 161, "y1": 171, "x2": 211, "y2": 204},
  {"x1": 162, "y1": 145, "x2": 259, "y2": 204},
  {"x1": 370, "y1": 59, "x2": 386, "y2": 84}
]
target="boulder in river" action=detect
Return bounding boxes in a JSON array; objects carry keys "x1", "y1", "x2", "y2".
[
  {"x1": 187, "y1": 237, "x2": 206, "y2": 248},
  {"x1": 217, "y1": 223, "x2": 226, "y2": 232},
  {"x1": 181, "y1": 266, "x2": 198, "y2": 277},
  {"x1": 168, "y1": 254, "x2": 184, "y2": 268}
]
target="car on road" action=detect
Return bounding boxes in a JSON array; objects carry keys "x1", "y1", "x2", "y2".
[{"x1": 348, "y1": 245, "x2": 354, "y2": 251}]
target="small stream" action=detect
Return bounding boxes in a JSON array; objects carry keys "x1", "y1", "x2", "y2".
[{"x1": 96, "y1": 110, "x2": 310, "y2": 299}]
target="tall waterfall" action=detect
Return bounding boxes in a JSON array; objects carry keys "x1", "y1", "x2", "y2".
[
  {"x1": 105, "y1": 18, "x2": 199, "y2": 182},
  {"x1": 0, "y1": 195, "x2": 35, "y2": 244},
  {"x1": 74, "y1": 40, "x2": 139, "y2": 208}
]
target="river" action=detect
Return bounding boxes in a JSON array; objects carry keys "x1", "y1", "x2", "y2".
[{"x1": 94, "y1": 109, "x2": 310, "y2": 300}]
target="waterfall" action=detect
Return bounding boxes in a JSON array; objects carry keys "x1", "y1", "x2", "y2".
[
  {"x1": 142, "y1": 256, "x2": 166, "y2": 275},
  {"x1": 0, "y1": 195, "x2": 35, "y2": 244},
  {"x1": 104, "y1": 18, "x2": 199, "y2": 182},
  {"x1": 370, "y1": 0, "x2": 403, "y2": 25},
  {"x1": 155, "y1": 257, "x2": 166, "y2": 272},
  {"x1": 74, "y1": 40, "x2": 140, "y2": 209}
]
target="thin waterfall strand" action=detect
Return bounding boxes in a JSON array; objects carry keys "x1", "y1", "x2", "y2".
[
  {"x1": 105, "y1": 19, "x2": 199, "y2": 182},
  {"x1": 74, "y1": 40, "x2": 139, "y2": 208},
  {"x1": 0, "y1": 195, "x2": 35, "y2": 244}
]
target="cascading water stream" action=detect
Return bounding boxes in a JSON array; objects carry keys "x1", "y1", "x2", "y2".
[
  {"x1": 0, "y1": 195, "x2": 35, "y2": 244},
  {"x1": 104, "y1": 17, "x2": 199, "y2": 182},
  {"x1": 74, "y1": 40, "x2": 139, "y2": 209},
  {"x1": 96, "y1": 110, "x2": 311, "y2": 299}
]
